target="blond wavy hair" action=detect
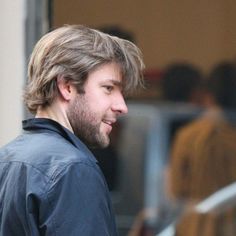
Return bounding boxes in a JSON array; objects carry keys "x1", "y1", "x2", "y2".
[{"x1": 24, "y1": 25, "x2": 145, "y2": 114}]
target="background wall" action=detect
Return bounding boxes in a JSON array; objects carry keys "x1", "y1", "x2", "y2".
[
  {"x1": 53, "y1": 0, "x2": 236, "y2": 72},
  {"x1": 0, "y1": 0, "x2": 49, "y2": 146},
  {"x1": 0, "y1": 0, "x2": 25, "y2": 146}
]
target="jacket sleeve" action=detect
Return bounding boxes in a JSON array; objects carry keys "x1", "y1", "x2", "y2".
[
  {"x1": 168, "y1": 128, "x2": 192, "y2": 201},
  {"x1": 39, "y1": 162, "x2": 117, "y2": 236}
]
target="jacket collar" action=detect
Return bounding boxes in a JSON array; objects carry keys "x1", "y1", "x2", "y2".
[{"x1": 23, "y1": 118, "x2": 98, "y2": 163}]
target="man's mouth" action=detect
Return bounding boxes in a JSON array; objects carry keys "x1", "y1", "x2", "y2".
[
  {"x1": 102, "y1": 118, "x2": 117, "y2": 134},
  {"x1": 103, "y1": 119, "x2": 116, "y2": 126}
]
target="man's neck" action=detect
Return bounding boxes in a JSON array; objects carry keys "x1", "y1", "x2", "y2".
[{"x1": 35, "y1": 102, "x2": 73, "y2": 133}]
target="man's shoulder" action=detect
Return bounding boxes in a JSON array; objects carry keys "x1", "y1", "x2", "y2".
[
  {"x1": 0, "y1": 131, "x2": 97, "y2": 180},
  {"x1": 1, "y1": 131, "x2": 78, "y2": 157}
]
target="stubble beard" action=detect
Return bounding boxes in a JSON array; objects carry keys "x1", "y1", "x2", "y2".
[{"x1": 67, "y1": 94, "x2": 110, "y2": 149}]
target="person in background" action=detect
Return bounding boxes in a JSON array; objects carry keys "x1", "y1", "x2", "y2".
[
  {"x1": 99, "y1": 25, "x2": 135, "y2": 43},
  {"x1": 128, "y1": 62, "x2": 205, "y2": 236},
  {"x1": 0, "y1": 25, "x2": 144, "y2": 236},
  {"x1": 168, "y1": 62, "x2": 236, "y2": 236},
  {"x1": 161, "y1": 62, "x2": 204, "y2": 106}
]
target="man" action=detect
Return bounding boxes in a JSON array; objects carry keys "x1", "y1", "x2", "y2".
[{"x1": 0, "y1": 25, "x2": 144, "y2": 235}]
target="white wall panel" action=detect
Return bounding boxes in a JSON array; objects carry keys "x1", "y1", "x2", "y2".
[{"x1": 0, "y1": 0, "x2": 25, "y2": 146}]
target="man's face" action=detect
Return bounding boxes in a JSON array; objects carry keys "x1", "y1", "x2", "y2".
[{"x1": 67, "y1": 62, "x2": 128, "y2": 148}]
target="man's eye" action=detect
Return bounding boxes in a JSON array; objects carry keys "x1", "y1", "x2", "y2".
[{"x1": 104, "y1": 86, "x2": 114, "y2": 92}]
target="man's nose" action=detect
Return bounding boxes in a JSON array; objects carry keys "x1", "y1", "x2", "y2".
[{"x1": 112, "y1": 95, "x2": 128, "y2": 115}]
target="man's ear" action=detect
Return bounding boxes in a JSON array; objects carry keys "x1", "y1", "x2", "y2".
[{"x1": 56, "y1": 75, "x2": 74, "y2": 101}]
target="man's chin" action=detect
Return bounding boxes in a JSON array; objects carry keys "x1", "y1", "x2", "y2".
[
  {"x1": 94, "y1": 141, "x2": 110, "y2": 149},
  {"x1": 90, "y1": 135, "x2": 110, "y2": 149}
]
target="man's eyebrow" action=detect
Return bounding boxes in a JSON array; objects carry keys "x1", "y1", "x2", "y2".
[{"x1": 107, "y1": 79, "x2": 123, "y2": 88}]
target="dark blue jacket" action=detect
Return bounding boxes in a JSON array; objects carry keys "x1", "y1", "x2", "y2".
[{"x1": 0, "y1": 118, "x2": 118, "y2": 236}]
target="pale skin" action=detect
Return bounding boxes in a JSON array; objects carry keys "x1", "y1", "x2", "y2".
[{"x1": 36, "y1": 62, "x2": 128, "y2": 147}]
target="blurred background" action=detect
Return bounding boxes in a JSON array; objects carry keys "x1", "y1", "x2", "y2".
[{"x1": 2, "y1": 1, "x2": 236, "y2": 235}]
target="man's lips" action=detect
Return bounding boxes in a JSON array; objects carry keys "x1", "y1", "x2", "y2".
[
  {"x1": 102, "y1": 119, "x2": 116, "y2": 126},
  {"x1": 102, "y1": 119, "x2": 117, "y2": 133}
]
